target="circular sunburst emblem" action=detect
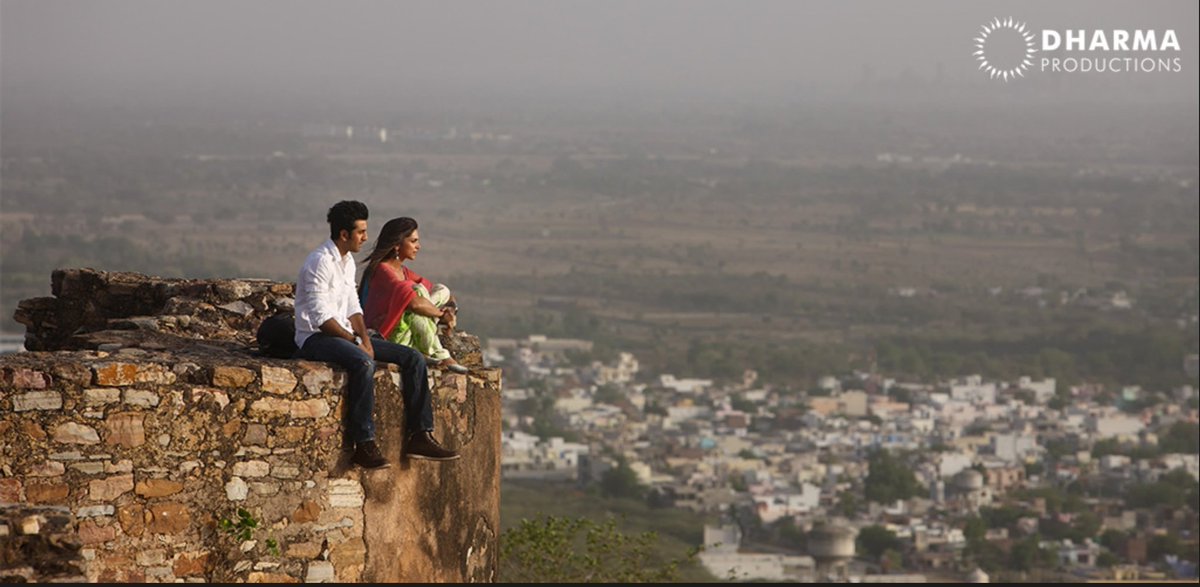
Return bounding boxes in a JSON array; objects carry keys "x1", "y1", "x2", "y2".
[{"x1": 974, "y1": 17, "x2": 1037, "y2": 82}]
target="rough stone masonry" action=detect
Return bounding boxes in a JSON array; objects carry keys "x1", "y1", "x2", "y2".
[{"x1": 1, "y1": 268, "x2": 502, "y2": 583}]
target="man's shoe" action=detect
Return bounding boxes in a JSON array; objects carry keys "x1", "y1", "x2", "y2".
[
  {"x1": 406, "y1": 430, "x2": 461, "y2": 461},
  {"x1": 351, "y1": 440, "x2": 391, "y2": 469}
]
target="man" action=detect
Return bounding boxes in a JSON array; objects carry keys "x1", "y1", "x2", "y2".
[{"x1": 293, "y1": 200, "x2": 459, "y2": 468}]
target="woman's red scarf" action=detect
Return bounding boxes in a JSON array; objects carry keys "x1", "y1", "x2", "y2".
[{"x1": 362, "y1": 263, "x2": 434, "y2": 337}]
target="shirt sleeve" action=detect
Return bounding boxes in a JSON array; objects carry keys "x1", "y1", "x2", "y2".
[
  {"x1": 298, "y1": 255, "x2": 340, "y2": 331},
  {"x1": 347, "y1": 264, "x2": 364, "y2": 318}
]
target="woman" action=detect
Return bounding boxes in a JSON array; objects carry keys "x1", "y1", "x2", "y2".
[{"x1": 360, "y1": 217, "x2": 468, "y2": 374}]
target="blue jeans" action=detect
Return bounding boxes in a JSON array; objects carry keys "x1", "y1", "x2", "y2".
[{"x1": 295, "y1": 333, "x2": 434, "y2": 447}]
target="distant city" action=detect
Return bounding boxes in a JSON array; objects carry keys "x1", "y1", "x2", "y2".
[{"x1": 490, "y1": 334, "x2": 1200, "y2": 582}]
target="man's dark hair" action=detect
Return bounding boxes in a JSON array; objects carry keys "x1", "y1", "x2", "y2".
[{"x1": 327, "y1": 200, "x2": 369, "y2": 240}]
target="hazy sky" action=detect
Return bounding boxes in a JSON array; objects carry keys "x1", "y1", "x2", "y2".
[{"x1": 2, "y1": 0, "x2": 1198, "y2": 112}]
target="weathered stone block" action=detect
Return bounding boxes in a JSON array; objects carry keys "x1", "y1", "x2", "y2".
[
  {"x1": 270, "y1": 463, "x2": 300, "y2": 479},
  {"x1": 68, "y1": 462, "x2": 103, "y2": 475},
  {"x1": 77, "y1": 505, "x2": 115, "y2": 518},
  {"x1": 146, "y1": 502, "x2": 190, "y2": 535},
  {"x1": 135, "y1": 478, "x2": 184, "y2": 498},
  {"x1": 6, "y1": 367, "x2": 49, "y2": 389},
  {"x1": 231, "y1": 460, "x2": 270, "y2": 478},
  {"x1": 19, "y1": 515, "x2": 40, "y2": 534},
  {"x1": 93, "y1": 362, "x2": 139, "y2": 386},
  {"x1": 222, "y1": 418, "x2": 242, "y2": 439},
  {"x1": 287, "y1": 539, "x2": 322, "y2": 559},
  {"x1": 53, "y1": 422, "x2": 100, "y2": 444},
  {"x1": 173, "y1": 551, "x2": 210, "y2": 577},
  {"x1": 305, "y1": 561, "x2": 335, "y2": 583},
  {"x1": 21, "y1": 420, "x2": 47, "y2": 440},
  {"x1": 276, "y1": 426, "x2": 307, "y2": 445},
  {"x1": 88, "y1": 474, "x2": 134, "y2": 501},
  {"x1": 260, "y1": 365, "x2": 297, "y2": 394},
  {"x1": 51, "y1": 362, "x2": 92, "y2": 386},
  {"x1": 249, "y1": 571, "x2": 301, "y2": 583},
  {"x1": 330, "y1": 538, "x2": 367, "y2": 570},
  {"x1": 244, "y1": 423, "x2": 268, "y2": 445},
  {"x1": 225, "y1": 477, "x2": 248, "y2": 501},
  {"x1": 25, "y1": 481, "x2": 69, "y2": 504},
  {"x1": 299, "y1": 363, "x2": 334, "y2": 394},
  {"x1": 28, "y1": 461, "x2": 66, "y2": 477},
  {"x1": 212, "y1": 366, "x2": 255, "y2": 388},
  {"x1": 248, "y1": 397, "x2": 330, "y2": 419},
  {"x1": 328, "y1": 479, "x2": 364, "y2": 509},
  {"x1": 116, "y1": 503, "x2": 145, "y2": 537},
  {"x1": 292, "y1": 500, "x2": 321, "y2": 524},
  {"x1": 290, "y1": 398, "x2": 331, "y2": 419},
  {"x1": 135, "y1": 548, "x2": 167, "y2": 566},
  {"x1": 13, "y1": 391, "x2": 62, "y2": 411},
  {"x1": 78, "y1": 519, "x2": 118, "y2": 545},
  {"x1": 0, "y1": 478, "x2": 22, "y2": 502},
  {"x1": 248, "y1": 481, "x2": 279, "y2": 496},
  {"x1": 122, "y1": 388, "x2": 161, "y2": 407},
  {"x1": 96, "y1": 555, "x2": 145, "y2": 582},
  {"x1": 105, "y1": 412, "x2": 145, "y2": 448},
  {"x1": 83, "y1": 388, "x2": 121, "y2": 405},
  {"x1": 190, "y1": 386, "x2": 230, "y2": 410}
]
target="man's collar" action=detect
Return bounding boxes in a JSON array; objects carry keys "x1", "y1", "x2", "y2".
[{"x1": 322, "y1": 238, "x2": 352, "y2": 259}]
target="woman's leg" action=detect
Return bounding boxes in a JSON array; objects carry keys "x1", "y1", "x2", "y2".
[
  {"x1": 397, "y1": 283, "x2": 452, "y2": 362},
  {"x1": 427, "y1": 284, "x2": 452, "y2": 309}
]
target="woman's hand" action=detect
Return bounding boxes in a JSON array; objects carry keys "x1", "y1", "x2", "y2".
[{"x1": 439, "y1": 305, "x2": 457, "y2": 329}]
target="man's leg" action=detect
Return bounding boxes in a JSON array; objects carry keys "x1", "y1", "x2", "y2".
[
  {"x1": 370, "y1": 337, "x2": 434, "y2": 432},
  {"x1": 296, "y1": 333, "x2": 377, "y2": 447},
  {"x1": 371, "y1": 336, "x2": 460, "y2": 461}
]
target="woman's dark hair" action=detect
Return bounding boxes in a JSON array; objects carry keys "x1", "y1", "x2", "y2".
[
  {"x1": 327, "y1": 200, "x2": 369, "y2": 240},
  {"x1": 360, "y1": 216, "x2": 419, "y2": 290}
]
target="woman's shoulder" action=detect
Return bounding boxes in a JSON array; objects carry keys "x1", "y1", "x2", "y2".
[{"x1": 399, "y1": 264, "x2": 425, "y2": 282}]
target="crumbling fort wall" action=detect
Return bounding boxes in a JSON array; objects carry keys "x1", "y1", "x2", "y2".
[{"x1": 1, "y1": 268, "x2": 501, "y2": 583}]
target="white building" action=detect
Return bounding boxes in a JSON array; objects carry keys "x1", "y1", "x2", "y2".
[
  {"x1": 1088, "y1": 413, "x2": 1144, "y2": 438},
  {"x1": 752, "y1": 483, "x2": 822, "y2": 523},
  {"x1": 1015, "y1": 376, "x2": 1056, "y2": 403},
  {"x1": 590, "y1": 351, "x2": 640, "y2": 385},
  {"x1": 699, "y1": 524, "x2": 814, "y2": 581},
  {"x1": 659, "y1": 374, "x2": 713, "y2": 394},
  {"x1": 992, "y1": 433, "x2": 1039, "y2": 463},
  {"x1": 938, "y1": 452, "x2": 974, "y2": 479},
  {"x1": 950, "y1": 375, "x2": 997, "y2": 405}
]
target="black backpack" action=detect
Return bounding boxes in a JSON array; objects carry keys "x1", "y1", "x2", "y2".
[{"x1": 256, "y1": 312, "x2": 298, "y2": 359}]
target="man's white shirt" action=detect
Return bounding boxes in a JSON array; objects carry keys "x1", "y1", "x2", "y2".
[{"x1": 294, "y1": 239, "x2": 363, "y2": 348}]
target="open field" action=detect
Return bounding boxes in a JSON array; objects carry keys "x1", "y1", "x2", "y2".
[{"x1": 2, "y1": 101, "x2": 1197, "y2": 387}]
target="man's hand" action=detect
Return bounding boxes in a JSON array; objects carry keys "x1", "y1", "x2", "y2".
[{"x1": 347, "y1": 313, "x2": 373, "y2": 359}]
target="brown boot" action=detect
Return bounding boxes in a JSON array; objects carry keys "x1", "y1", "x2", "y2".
[
  {"x1": 351, "y1": 440, "x2": 391, "y2": 469},
  {"x1": 406, "y1": 430, "x2": 461, "y2": 461}
]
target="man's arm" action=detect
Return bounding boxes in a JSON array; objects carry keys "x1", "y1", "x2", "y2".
[
  {"x1": 348, "y1": 313, "x2": 373, "y2": 358},
  {"x1": 317, "y1": 317, "x2": 356, "y2": 341},
  {"x1": 298, "y1": 257, "x2": 342, "y2": 335},
  {"x1": 313, "y1": 313, "x2": 372, "y2": 359}
]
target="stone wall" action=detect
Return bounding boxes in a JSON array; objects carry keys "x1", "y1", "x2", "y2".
[{"x1": 1, "y1": 269, "x2": 501, "y2": 583}]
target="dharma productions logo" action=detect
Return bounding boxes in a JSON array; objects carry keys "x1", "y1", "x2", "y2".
[{"x1": 973, "y1": 17, "x2": 1038, "y2": 82}]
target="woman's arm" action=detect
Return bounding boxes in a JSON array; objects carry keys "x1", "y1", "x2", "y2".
[{"x1": 407, "y1": 294, "x2": 446, "y2": 319}]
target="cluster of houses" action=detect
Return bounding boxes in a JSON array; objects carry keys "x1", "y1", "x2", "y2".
[{"x1": 491, "y1": 334, "x2": 1199, "y2": 582}]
